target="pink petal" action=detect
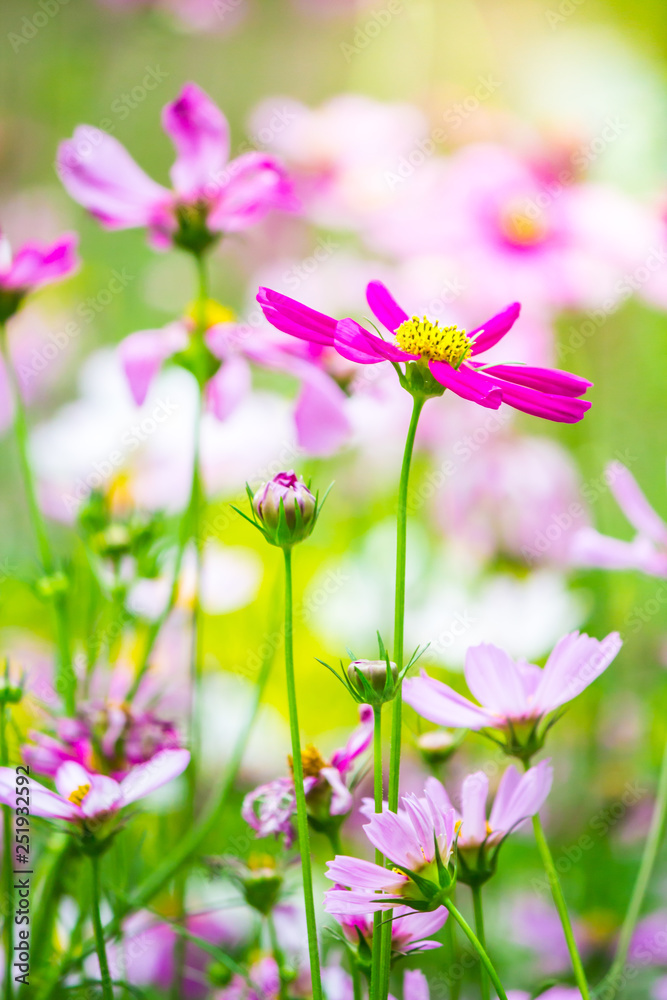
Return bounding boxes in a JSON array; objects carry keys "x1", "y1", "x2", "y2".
[
  {"x1": 402, "y1": 673, "x2": 497, "y2": 730},
  {"x1": 469, "y1": 302, "x2": 521, "y2": 356},
  {"x1": 423, "y1": 775, "x2": 456, "y2": 816},
  {"x1": 206, "y1": 353, "x2": 251, "y2": 421},
  {"x1": 464, "y1": 643, "x2": 530, "y2": 719},
  {"x1": 320, "y1": 768, "x2": 353, "y2": 816},
  {"x1": 57, "y1": 127, "x2": 170, "y2": 229},
  {"x1": 476, "y1": 364, "x2": 592, "y2": 398},
  {"x1": 0, "y1": 233, "x2": 79, "y2": 290},
  {"x1": 608, "y1": 463, "x2": 667, "y2": 544},
  {"x1": 325, "y1": 855, "x2": 408, "y2": 892},
  {"x1": 257, "y1": 287, "x2": 337, "y2": 347},
  {"x1": 489, "y1": 760, "x2": 553, "y2": 835},
  {"x1": 460, "y1": 771, "x2": 489, "y2": 844},
  {"x1": 162, "y1": 82, "x2": 230, "y2": 198},
  {"x1": 325, "y1": 889, "x2": 398, "y2": 916},
  {"x1": 428, "y1": 362, "x2": 502, "y2": 409},
  {"x1": 118, "y1": 323, "x2": 188, "y2": 406},
  {"x1": 55, "y1": 761, "x2": 92, "y2": 800},
  {"x1": 119, "y1": 748, "x2": 190, "y2": 806},
  {"x1": 532, "y1": 631, "x2": 622, "y2": 715},
  {"x1": 334, "y1": 319, "x2": 386, "y2": 364},
  {"x1": 208, "y1": 152, "x2": 296, "y2": 233},
  {"x1": 294, "y1": 369, "x2": 352, "y2": 457},
  {"x1": 476, "y1": 374, "x2": 592, "y2": 423},
  {"x1": 403, "y1": 969, "x2": 430, "y2": 1000},
  {"x1": 82, "y1": 775, "x2": 122, "y2": 817},
  {"x1": 569, "y1": 528, "x2": 667, "y2": 576},
  {"x1": 0, "y1": 767, "x2": 79, "y2": 821},
  {"x1": 365, "y1": 280, "x2": 409, "y2": 333}
]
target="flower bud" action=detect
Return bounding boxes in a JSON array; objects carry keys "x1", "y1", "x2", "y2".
[
  {"x1": 252, "y1": 471, "x2": 317, "y2": 547},
  {"x1": 417, "y1": 729, "x2": 460, "y2": 766},
  {"x1": 347, "y1": 659, "x2": 398, "y2": 697}
]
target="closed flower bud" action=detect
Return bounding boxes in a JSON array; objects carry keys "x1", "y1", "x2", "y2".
[
  {"x1": 252, "y1": 471, "x2": 317, "y2": 547},
  {"x1": 417, "y1": 729, "x2": 460, "y2": 766},
  {"x1": 347, "y1": 659, "x2": 398, "y2": 697}
]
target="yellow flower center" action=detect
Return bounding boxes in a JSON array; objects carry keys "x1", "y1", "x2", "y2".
[
  {"x1": 499, "y1": 202, "x2": 549, "y2": 247},
  {"x1": 68, "y1": 783, "x2": 91, "y2": 807},
  {"x1": 289, "y1": 744, "x2": 327, "y2": 779},
  {"x1": 395, "y1": 316, "x2": 472, "y2": 366},
  {"x1": 185, "y1": 298, "x2": 235, "y2": 330}
]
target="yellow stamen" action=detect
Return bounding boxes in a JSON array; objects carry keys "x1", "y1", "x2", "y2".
[
  {"x1": 499, "y1": 203, "x2": 549, "y2": 247},
  {"x1": 454, "y1": 818, "x2": 463, "y2": 834},
  {"x1": 68, "y1": 783, "x2": 91, "y2": 807},
  {"x1": 395, "y1": 316, "x2": 472, "y2": 366},
  {"x1": 184, "y1": 297, "x2": 235, "y2": 330},
  {"x1": 485, "y1": 821, "x2": 493, "y2": 835},
  {"x1": 288, "y1": 744, "x2": 327, "y2": 778}
]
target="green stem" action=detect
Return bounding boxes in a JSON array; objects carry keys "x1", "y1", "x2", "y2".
[
  {"x1": 267, "y1": 912, "x2": 289, "y2": 1000},
  {"x1": 0, "y1": 326, "x2": 74, "y2": 713},
  {"x1": 90, "y1": 855, "x2": 113, "y2": 1000},
  {"x1": 445, "y1": 901, "x2": 508, "y2": 1000},
  {"x1": 282, "y1": 548, "x2": 322, "y2": 1000},
  {"x1": 351, "y1": 963, "x2": 363, "y2": 1000},
  {"x1": 1, "y1": 701, "x2": 13, "y2": 1000},
  {"x1": 445, "y1": 897, "x2": 460, "y2": 1000},
  {"x1": 381, "y1": 394, "x2": 425, "y2": 1000},
  {"x1": 31, "y1": 837, "x2": 75, "y2": 971},
  {"x1": 47, "y1": 605, "x2": 277, "y2": 992},
  {"x1": 597, "y1": 736, "x2": 667, "y2": 998},
  {"x1": 472, "y1": 885, "x2": 490, "y2": 1000},
  {"x1": 532, "y1": 813, "x2": 590, "y2": 1000},
  {"x1": 370, "y1": 706, "x2": 383, "y2": 1000}
]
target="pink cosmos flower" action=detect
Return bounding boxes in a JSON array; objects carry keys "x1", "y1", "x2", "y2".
[
  {"x1": 257, "y1": 282, "x2": 592, "y2": 423},
  {"x1": 57, "y1": 83, "x2": 296, "y2": 250},
  {"x1": 0, "y1": 231, "x2": 78, "y2": 321},
  {"x1": 334, "y1": 904, "x2": 447, "y2": 958},
  {"x1": 325, "y1": 782, "x2": 457, "y2": 916},
  {"x1": 119, "y1": 312, "x2": 350, "y2": 456},
  {"x1": 0, "y1": 748, "x2": 189, "y2": 825},
  {"x1": 434, "y1": 761, "x2": 553, "y2": 850},
  {"x1": 570, "y1": 462, "x2": 667, "y2": 577},
  {"x1": 402, "y1": 631, "x2": 622, "y2": 734},
  {"x1": 242, "y1": 706, "x2": 373, "y2": 845}
]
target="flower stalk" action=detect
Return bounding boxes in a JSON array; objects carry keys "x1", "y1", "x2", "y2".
[
  {"x1": 444, "y1": 900, "x2": 508, "y2": 1000},
  {"x1": 370, "y1": 705, "x2": 383, "y2": 1000},
  {"x1": 472, "y1": 885, "x2": 490, "y2": 1000},
  {"x1": 89, "y1": 854, "x2": 113, "y2": 1000},
  {"x1": 1, "y1": 696, "x2": 13, "y2": 1000}
]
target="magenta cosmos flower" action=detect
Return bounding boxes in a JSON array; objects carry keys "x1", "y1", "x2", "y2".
[
  {"x1": 0, "y1": 231, "x2": 78, "y2": 322},
  {"x1": 258, "y1": 281, "x2": 592, "y2": 422},
  {"x1": 334, "y1": 904, "x2": 447, "y2": 959},
  {"x1": 119, "y1": 310, "x2": 350, "y2": 456},
  {"x1": 0, "y1": 748, "x2": 189, "y2": 827},
  {"x1": 570, "y1": 461, "x2": 667, "y2": 577},
  {"x1": 243, "y1": 705, "x2": 373, "y2": 845},
  {"x1": 325, "y1": 782, "x2": 457, "y2": 916},
  {"x1": 403, "y1": 632, "x2": 621, "y2": 755},
  {"x1": 57, "y1": 83, "x2": 296, "y2": 252}
]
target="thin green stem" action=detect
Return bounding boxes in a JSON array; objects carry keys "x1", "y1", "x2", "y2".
[
  {"x1": 370, "y1": 706, "x2": 383, "y2": 1000},
  {"x1": 472, "y1": 885, "x2": 490, "y2": 1000},
  {"x1": 282, "y1": 548, "x2": 322, "y2": 1000},
  {"x1": 351, "y1": 963, "x2": 363, "y2": 1000},
  {"x1": 267, "y1": 912, "x2": 289, "y2": 1000},
  {"x1": 532, "y1": 813, "x2": 590, "y2": 1000},
  {"x1": 445, "y1": 897, "x2": 461, "y2": 1000},
  {"x1": 597, "y1": 735, "x2": 667, "y2": 998},
  {"x1": 90, "y1": 854, "x2": 113, "y2": 1000},
  {"x1": 382, "y1": 394, "x2": 425, "y2": 1000},
  {"x1": 0, "y1": 326, "x2": 74, "y2": 713},
  {"x1": 1, "y1": 701, "x2": 13, "y2": 1000},
  {"x1": 445, "y1": 901, "x2": 508, "y2": 1000}
]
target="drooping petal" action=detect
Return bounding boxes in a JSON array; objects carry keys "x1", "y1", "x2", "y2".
[
  {"x1": 402, "y1": 673, "x2": 497, "y2": 730},
  {"x1": 0, "y1": 767, "x2": 80, "y2": 820},
  {"x1": 469, "y1": 302, "x2": 521, "y2": 356},
  {"x1": 325, "y1": 855, "x2": 408, "y2": 892},
  {"x1": 460, "y1": 771, "x2": 489, "y2": 845},
  {"x1": 257, "y1": 287, "x2": 337, "y2": 347},
  {"x1": 162, "y1": 82, "x2": 230, "y2": 198},
  {"x1": 0, "y1": 234, "x2": 79, "y2": 291},
  {"x1": 476, "y1": 363, "x2": 592, "y2": 398},
  {"x1": 57, "y1": 128, "x2": 170, "y2": 229},
  {"x1": 325, "y1": 888, "x2": 399, "y2": 916},
  {"x1": 118, "y1": 323, "x2": 188, "y2": 406},
  {"x1": 366, "y1": 280, "x2": 409, "y2": 334},
  {"x1": 208, "y1": 152, "x2": 296, "y2": 233},
  {"x1": 330, "y1": 706, "x2": 374, "y2": 773},
  {"x1": 464, "y1": 643, "x2": 530, "y2": 719},
  {"x1": 293, "y1": 367, "x2": 352, "y2": 457},
  {"x1": 428, "y1": 362, "x2": 502, "y2": 409},
  {"x1": 320, "y1": 767, "x2": 354, "y2": 816},
  {"x1": 532, "y1": 631, "x2": 622, "y2": 716},
  {"x1": 569, "y1": 527, "x2": 667, "y2": 576},
  {"x1": 489, "y1": 760, "x2": 553, "y2": 836},
  {"x1": 392, "y1": 907, "x2": 447, "y2": 951},
  {"x1": 119, "y1": 748, "x2": 191, "y2": 806},
  {"x1": 473, "y1": 372, "x2": 592, "y2": 423},
  {"x1": 608, "y1": 463, "x2": 667, "y2": 544},
  {"x1": 403, "y1": 969, "x2": 430, "y2": 1000},
  {"x1": 334, "y1": 319, "x2": 387, "y2": 364},
  {"x1": 205, "y1": 353, "x2": 252, "y2": 421}
]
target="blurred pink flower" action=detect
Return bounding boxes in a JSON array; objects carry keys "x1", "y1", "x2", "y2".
[
  {"x1": 0, "y1": 748, "x2": 189, "y2": 824},
  {"x1": 629, "y1": 910, "x2": 667, "y2": 966},
  {"x1": 242, "y1": 705, "x2": 373, "y2": 844},
  {"x1": 508, "y1": 893, "x2": 594, "y2": 976},
  {"x1": 570, "y1": 462, "x2": 667, "y2": 577},
  {"x1": 402, "y1": 631, "x2": 622, "y2": 731},
  {"x1": 119, "y1": 313, "x2": 351, "y2": 456},
  {"x1": 334, "y1": 903, "x2": 446, "y2": 957},
  {"x1": 0, "y1": 231, "x2": 78, "y2": 297},
  {"x1": 58, "y1": 83, "x2": 296, "y2": 249},
  {"x1": 258, "y1": 281, "x2": 592, "y2": 422}
]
